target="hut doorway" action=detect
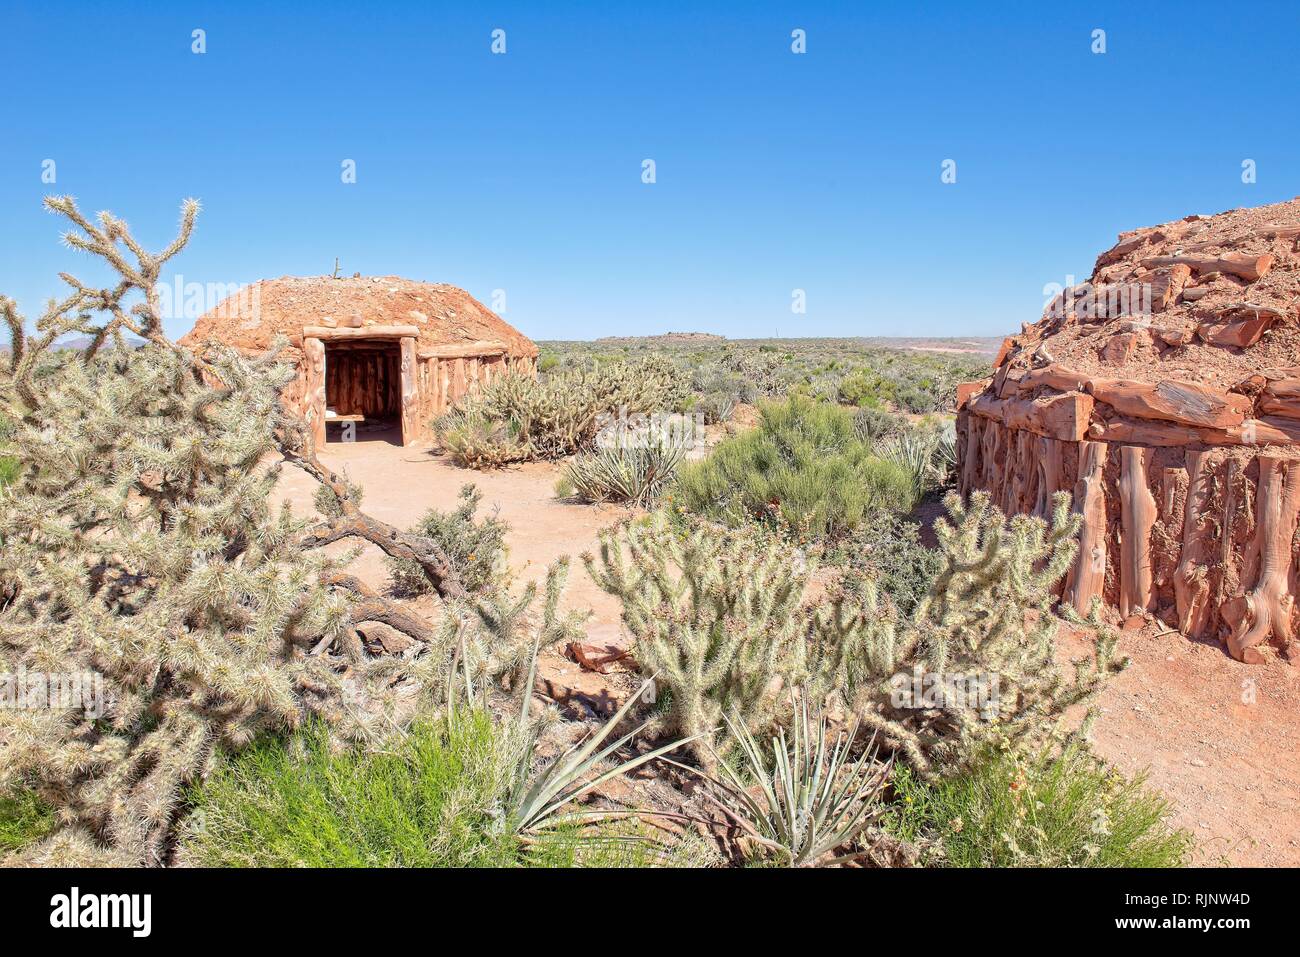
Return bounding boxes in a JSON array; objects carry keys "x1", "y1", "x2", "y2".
[{"x1": 323, "y1": 337, "x2": 403, "y2": 445}]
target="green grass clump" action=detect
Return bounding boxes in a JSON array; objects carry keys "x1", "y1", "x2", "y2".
[
  {"x1": 885, "y1": 744, "x2": 1194, "y2": 868},
  {"x1": 0, "y1": 790, "x2": 56, "y2": 855},
  {"x1": 180, "y1": 715, "x2": 692, "y2": 868},
  {"x1": 0, "y1": 413, "x2": 15, "y2": 487},
  {"x1": 675, "y1": 395, "x2": 917, "y2": 539}
]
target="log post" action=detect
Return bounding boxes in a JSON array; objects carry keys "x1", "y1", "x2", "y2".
[
  {"x1": 303, "y1": 336, "x2": 326, "y2": 450},
  {"x1": 1222, "y1": 457, "x2": 1300, "y2": 663},
  {"x1": 1118, "y1": 445, "x2": 1158, "y2": 620},
  {"x1": 1067, "y1": 440, "x2": 1108, "y2": 614},
  {"x1": 399, "y1": 336, "x2": 419, "y2": 446},
  {"x1": 1175, "y1": 451, "x2": 1216, "y2": 639}
]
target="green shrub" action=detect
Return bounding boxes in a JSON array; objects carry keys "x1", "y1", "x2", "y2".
[
  {"x1": 387, "y1": 484, "x2": 507, "y2": 596},
  {"x1": 838, "y1": 369, "x2": 893, "y2": 407},
  {"x1": 885, "y1": 744, "x2": 1195, "y2": 867},
  {"x1": 896, "y1": 384, "x2": 937, "y2": 413},
  {"x1": 183, "y1": 717, "x2": 577, "y2": 866},
  {"x1": 675, "y1": 396, "x2": 919, "y2": 539},
  {"x1": 538, "y1": 352, "x2": 560, "y2": 373},
  {"x1": 852, "y1": 405, "x2": 905, "y2": 444},
  {"x1": 0, "y1": 790, "x2": 56, "y2": 855}
]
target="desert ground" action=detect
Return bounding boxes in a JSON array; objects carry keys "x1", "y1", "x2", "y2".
[{"x1": 278, "y1": 429, "x2": 1300, "y2": 867}]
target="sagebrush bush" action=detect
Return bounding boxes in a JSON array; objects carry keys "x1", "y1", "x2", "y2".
[
  {"x1": 885, "y1": 743, "x2": 1194, "y2": 867},
  {"x1": 675, "y1": 395, "x2": 918, "y2": 539},
  {"x1": 387, "y1": 484, "x2": 507, "y2": 596}
]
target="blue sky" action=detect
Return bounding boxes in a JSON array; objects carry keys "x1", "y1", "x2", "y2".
[{"x1": 2, "y1": 0, "x2": 1298, "y2": 342}]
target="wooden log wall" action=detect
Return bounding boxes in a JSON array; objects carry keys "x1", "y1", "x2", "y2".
[
  {"x1": 325, "y1": 344, "x2": 401, "y2": 419},
  {"x1": 958, "y1": 409, "x2": 1300, "y2": 662},
  {"x1": 293, "y1": 333, "x2": 538, "y2": 450}
]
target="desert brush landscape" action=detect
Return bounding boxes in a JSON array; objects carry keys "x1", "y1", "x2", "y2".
[
  {"x1": 2, "y1": 14, "x2": 1298, "y2": 944},
  {"x1": 4, "y1": 190, "x2": 1298, "y2": 877}
]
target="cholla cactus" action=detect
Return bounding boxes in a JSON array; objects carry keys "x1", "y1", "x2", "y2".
[
  {"x1": 848, "y1": 491, "x2": 1128, "y2": 776},
  {"x1": 456, "y1": 557, "x2": 589, "y2": 692},
  {"x1": 0, "y1": 198, "x2": 440, "y2": 865},
  {"x1": 584, "y1": 515, "x2": 809, "y2": 765},
  {"x1": 435, "y1": 357, "x2": 686, "y2": 466},
  {"x1": 590, "y1": 493, "x2": 1126, "y2": 778}
]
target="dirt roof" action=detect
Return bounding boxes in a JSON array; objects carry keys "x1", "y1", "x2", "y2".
[
  {"x1": 179, "y1": 276, "x2": 537, "y2": 359},
  {"x1": 1000, "y1": 197, "x2": 1300, "y2": 390}
]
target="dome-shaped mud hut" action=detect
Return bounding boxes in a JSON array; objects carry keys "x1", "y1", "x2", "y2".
[
  {"x1": 181, "y1": 276, "x2": 538, "y2": 448},
  {"x1": 956, "y1": 199, "x2": 1300, "y2": 663}
]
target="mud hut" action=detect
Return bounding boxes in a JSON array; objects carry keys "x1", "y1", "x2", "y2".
[
  {"x1": 181, "y1": 276, "x2": 538, "y2": 448},
  {"x1": 956, "y1": 198, "x2": 1300, "y2": 663}
]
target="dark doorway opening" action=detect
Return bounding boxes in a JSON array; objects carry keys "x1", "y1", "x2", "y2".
[{"x1": 324, "y1": 338, "x2": 403, "y2": 445}]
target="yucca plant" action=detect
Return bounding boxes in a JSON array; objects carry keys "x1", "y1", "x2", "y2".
[
  {"x1": 682, "y1": 701, "x2": 892, "y2": 866},
  {"x1": 876, "y1": 431, "x2": 935, "y2": 494},
  {"x1": 560, "y1": 440, "x2": 686, "y2": 507},
  {"x1": 475, "y1": 641, "x2": 701, "y2": 844}
]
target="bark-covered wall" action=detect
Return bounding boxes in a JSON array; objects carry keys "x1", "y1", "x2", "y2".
[
  {"x1": 288, "y1": 331, "x2": 539, "y2": 449},
  {"x1": 958, "y1": 390, "x2": 1300, "y2": 664},
  {"x1": 326, "y1": 346, "x2": 400, "y2": 419}
]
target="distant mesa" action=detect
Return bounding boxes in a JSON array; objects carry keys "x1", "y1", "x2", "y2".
[{"x1": 595, "y1": 331, "x2": 727, "y2": 344}]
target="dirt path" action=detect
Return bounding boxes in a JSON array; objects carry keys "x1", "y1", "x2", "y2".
[
  {"x1": 280, "y1": 436, "x2": 1299, "y2": 866},
  {"x1": 276, "y1": 432, "x2": 634, "y2": 648}
]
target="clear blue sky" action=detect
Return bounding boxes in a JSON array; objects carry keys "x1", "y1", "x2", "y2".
[{"x1": 2, "y1": 0, "x2": 1297, "y2": 342}]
